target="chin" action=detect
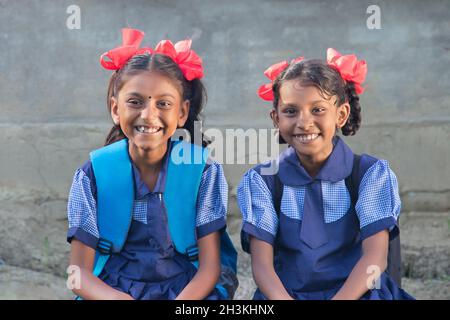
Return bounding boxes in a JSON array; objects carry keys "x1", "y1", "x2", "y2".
[
  {"x1": 289, "y1": 141, "x2": 320, "y2": 156},
  {"x1": 294, "y1": 147, "x2": 318, "y2": 158},
  {"x1": 131, "y1": 138, "x2": 166, "y2": 152}
]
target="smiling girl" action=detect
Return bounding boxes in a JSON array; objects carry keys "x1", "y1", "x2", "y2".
[
  {"x1": 66, "y1": 29, "x2": 236, "y2": 300},
  {"x1": 237, "y1": 50, "x2": 414, "y2": 300}
]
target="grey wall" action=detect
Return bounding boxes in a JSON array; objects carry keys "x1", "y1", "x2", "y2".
[{"x1": 1, "y1": 0, "x2": 449, "y2": 212}]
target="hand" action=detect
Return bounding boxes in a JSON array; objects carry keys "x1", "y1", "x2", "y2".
[{"x1": 115, "y1": 292, "x2": 134, "y2": 300}]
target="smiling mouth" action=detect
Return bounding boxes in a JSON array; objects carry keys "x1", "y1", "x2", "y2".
[
  {"x1": 134, "y1": 125, "x2": 163, "y2": 134},
  {"x1": 293, "y1": 133, "x2": 320, "y2": 143}
]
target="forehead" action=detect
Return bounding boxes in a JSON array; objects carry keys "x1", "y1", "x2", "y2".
[
  {"x1": 119, "y1": 71, "x2": 182, "y2": 97},
  {"x1": 279, "y1": 80, "x2": 335, "y2": 105}
]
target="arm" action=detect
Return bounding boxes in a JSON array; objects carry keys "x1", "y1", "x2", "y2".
[
  {"x1": 69, "y1": 240, "x2": 133, "y2": 300},
  {"x1": 176, "y1": 231, "x2": 221, "y2": 300},
  {"x1": 250, "y1": 237, "x2": 293, "y2": 300},
  {"x1": 332, "y1": 230, "x2": 389, "y2": 300}
]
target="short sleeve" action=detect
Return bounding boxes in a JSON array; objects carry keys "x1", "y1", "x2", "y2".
[
  {"x1": 195, "y1": 160, "x2": 228, "y2": 239},
  {"x1": 67, "y1": 168, "x2": 100, "y2": 249},
  {"x1": 237, "y1": 169, "x2": 278, "y2": 253},
  {"x1": 356, "y1": 159, "x2": 401, "y2": 241}
]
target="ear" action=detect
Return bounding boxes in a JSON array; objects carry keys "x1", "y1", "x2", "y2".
[
  {"x1": 177, "y1": 99, "x2": 190, "y2": 127},
  {"x1": 110, "y1": 96, "x2": 120, "y2": 125},
  {"x1": 270, "y1": 108, "x2": 279, "y2": 128},
  {"x1": 336, "y1": 102, "x2": 350, "y2": 129}
]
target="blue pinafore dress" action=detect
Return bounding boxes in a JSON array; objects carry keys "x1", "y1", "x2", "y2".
[
  {"x1": 237, "y1": 137, "x2": 414, "y2": 300},
  {"x1": 67, "y1": 144, "x2": 229, "y2": 300}
]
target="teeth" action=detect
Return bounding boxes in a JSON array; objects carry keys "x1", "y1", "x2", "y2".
[
  {"x1": 295, "y1": 133, "x2": 319, "y2": 142},
  {"x1": 136, "y1": 126, "x2": 160, "y2": 134}
]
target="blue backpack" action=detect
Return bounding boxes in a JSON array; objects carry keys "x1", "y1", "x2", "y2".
[{"x1": 86, "y1": 139, "x2": 238, "y2": 299}]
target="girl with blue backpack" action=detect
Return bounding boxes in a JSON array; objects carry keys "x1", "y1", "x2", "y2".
[
  {"x1": 67, "y1": 28, "x2": 237, "y2": 300},
  {"x1": 237, "y1": 49, "x2": 414, "y2": 300}
]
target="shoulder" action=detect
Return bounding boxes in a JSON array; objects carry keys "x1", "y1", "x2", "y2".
[
  {"x1": 357, "y1": 155, "x2": 400, "y2": 201},
  {"x1": 249, "y1": 159, "x2": 280, "y2": 189},
  {"x1": 358, "y1": 153, "x2": 379, "y2": 170},
  {"x1": 198, "y1": 158, "x2": 228, "y2": 193},
  {"x1": 201, "y1": 158, "x2": 227, "y2": 184},
  {"x1": 359, "y1": 154, "x2": 396, "y2": 181},
  {"x1": 238, "y1": 160, "x2": 278, "y2": 196},
  {"x1": 71, "y1": 159, "x2": 97, "y2": 199},
  {"x1": 79, "y1": 159, "x2": 94, "y2": 179},
  {"x1": 203, "y1": 157, "x2": 223, "y2": 173},
  {"x1": 241, "y1": 161, "x2": 269, "y2": 180}
]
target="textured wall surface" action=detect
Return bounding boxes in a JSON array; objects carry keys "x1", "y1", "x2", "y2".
[
  {"x1": 0, "y1": 0, "x2": 449, "y2": 300},
  {"x1": 1, "y1": 0, "x2": 449, "y2": 211}
]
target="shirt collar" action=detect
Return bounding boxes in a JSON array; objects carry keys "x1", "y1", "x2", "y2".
[
  {"x1": 132, "y1": 142, "x2": 171, "y2": 199},
  {"x1": 278, "y1": 136, "x2": 354, "y2": 186}
]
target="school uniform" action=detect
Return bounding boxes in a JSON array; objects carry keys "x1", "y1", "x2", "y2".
[
  {"x1": 67, "y1": 143, "x2": 228, "y2": 300},
  {"x1": 237, "y1": 136, "x2": 414, "y2": 300}
]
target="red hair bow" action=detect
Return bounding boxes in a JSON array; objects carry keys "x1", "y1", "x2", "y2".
[
  {"x1": 327, "y1": 48, "x2": 367, "y2": 94},
  {"x1": 100, "y1": 28, "x2": 204, "y2": 81},
  {"x1": 154, "y1": 39, "x2": 204, "y2": 81},
  {"x1": 257, "y1": 56, "x2": 304, "y2": 101},
  {"x1": 100, "y1": 28, "x2": 152, "y2": 70}
]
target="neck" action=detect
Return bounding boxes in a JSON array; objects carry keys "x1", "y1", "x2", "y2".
[
  {"x1": 296, "y1": 144, "x2": 333, "y2": 178},
  {"x1": 129, "y1": 143, "x2": 168, "y2": 174}
]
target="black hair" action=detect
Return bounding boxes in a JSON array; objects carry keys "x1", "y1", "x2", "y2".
[
  {"x1": 272, "y1": 59, "x2": 361, "y2": 143},
  {"x1": 104, "y1": 53, "x2": 209, "y2": 147}
]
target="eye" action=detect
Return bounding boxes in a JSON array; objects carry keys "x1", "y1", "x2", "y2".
[
  {"x1": 283, "y1": 108, "x2": 297, "y2": 116},
  {"x1": 312, "y1": 106, "x2": 326, "y2": 114},
  {"x1": 126, "y1": 99, "x2": 143, "y2": 108},
  {"x1": 157, "y1": 101, "x2": 172, "y2": 109},
  {"x1": 279, "y1": 104, "x2": 297, "y2": 117}
]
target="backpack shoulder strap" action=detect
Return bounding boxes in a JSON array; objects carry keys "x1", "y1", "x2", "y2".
[
  {"x1": 89, "y1": 139, "x2": 134, "y2": 276},
  {"x1": 255, "y1": 164, "x2": 283, "y2": 216},
  {"x1": 164, "y1": 140, "x2": 208, "y2": 260},
  {"x1": 273, "y1": 173, "x2": 283, "y2": 216},
  {"x1": 345, "y1": 154, "x2": 361, "y2": 206},
  {"x1": 345, "y1": 153, "x2": 402, "y2": 287},
  {"x1": 164, "y1": 141, "x2": 239, "y2": 299},
  {"x1": 345, "y1": 154, "x2": 378, "y2": 207}
]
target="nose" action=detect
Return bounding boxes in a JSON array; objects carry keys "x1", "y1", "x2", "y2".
[
  {"x1": 139, "y1": 101, "x2": 159, "y2": 121},
  {"x1": 296, "y1": 111, "x2": 313, "y2": 130}
]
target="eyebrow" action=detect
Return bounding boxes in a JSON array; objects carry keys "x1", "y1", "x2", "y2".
[
  {"x1": 280, "y1": 100, "x2": 328, "y2": 108},
  {"x1": 309, "y1": 100, "x2": 327, "y2": 105},
  {"x1": 125, "y1": 92, "x2": 176, "y2": 99},
  {"x1": 279, "y1": 103, "x2": 296, "y2": 108},
  {"x1": 126, "y1": 92, "x2": 146, "y2": 98},
  {"x1": 158, "y1": 93, "x2": 176, "y2": 99}
]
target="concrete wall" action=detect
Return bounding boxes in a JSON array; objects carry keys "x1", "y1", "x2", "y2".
[{"x1": 1, "y1": 0, "x2": 449, "y2": 211}]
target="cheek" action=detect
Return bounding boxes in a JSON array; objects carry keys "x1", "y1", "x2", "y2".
[
  {"x1": 277, "y1": 119, "x2": 296, "y2": 140},
  {"x1": 320, "y1": 118, "x2": 339, "y2": 135},
  {"x1": 278, "y1": 116, "x2": 295, "y2": 129},
  {"x1": 162, "y1": 111, "x2": 182, "y2": 129},
  {"x1": 118, "y1": 107, "x2": 126, "y2": 119},
  {"x1": 118, "y1": 107, "x2": 139, "y2": 127},
  {"x1": 118, "y1": 110, "x2": 130, "y2": 123}
]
